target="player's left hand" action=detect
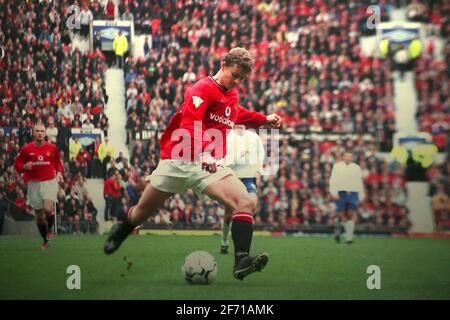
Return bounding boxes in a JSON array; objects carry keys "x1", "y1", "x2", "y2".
[{"x1": 265, "y1": 114, "x2": 282, "y2": 128}]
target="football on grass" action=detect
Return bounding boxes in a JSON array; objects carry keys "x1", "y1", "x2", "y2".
[{"x1": 181, "y1": 251, "x2": 218, "y2": 284}]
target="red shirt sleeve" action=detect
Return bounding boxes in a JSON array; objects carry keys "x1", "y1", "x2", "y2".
[
  {"x1": 53, "y1": 144, "x2": 62, "y2": 173},
  {"x1": 235, "y1": 106, "x2": 267, "y2": 128},
  {"x1": 14, "y1": 145, "x2": 28, "y2": 173}
]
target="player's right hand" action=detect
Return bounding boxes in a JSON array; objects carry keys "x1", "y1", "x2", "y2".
[
  {"x1": 200, "y1": 152, "x2": 217, "y2": 173},
  {"x1": 24, "y1": 162, "x2": 33, "y2": 170},
  {"x1": 265, "y1": 114, "x2": 282, "y2": 128}
]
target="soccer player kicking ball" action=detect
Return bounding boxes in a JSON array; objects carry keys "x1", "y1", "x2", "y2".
[
  {"x1": 329, "y1": 151, "x2": 365, "y2": 244},
  {"x1": 104, "y1": 48, "x2": 282, "y2": 281},
  {"x1": 220, "y1": 124, "x2": 265, "y2": 255},
  {"x1": 14, "y1": 124, "x2": 63, "y2": 250}
]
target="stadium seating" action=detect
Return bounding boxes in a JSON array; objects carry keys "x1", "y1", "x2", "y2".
[
  {"x1": 118, "y1": 0, "x2": 409, "y2": 233},
  {"x1": 412, "y1": 0, "x2": 450, "y2": 229},
  {"x1": 0, "y1": 0, "x2": 105, "y2": 234},
  {"x1": 0, "y1": 0, "x2": 448, "y2": 235}
]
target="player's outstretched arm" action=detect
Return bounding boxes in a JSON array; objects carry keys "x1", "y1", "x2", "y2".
[{"x1": 236, "y1": 106, "x2": 282, "y2": 129}]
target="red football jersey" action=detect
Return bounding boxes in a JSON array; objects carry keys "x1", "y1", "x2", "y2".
[
  {"x1": 14, "y1": 142, "x2": 62, "y2": 183},
  {"x1": 160, "y1": 77, "x2": 267, "y2": 161}
]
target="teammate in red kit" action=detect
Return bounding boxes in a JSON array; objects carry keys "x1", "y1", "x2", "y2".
[
  {"x1": 104, "y1": 48, "x2": 282, "y2": 280},
  {"x1": 14, "y1": 124, "x2": 63, "y2": 250}
]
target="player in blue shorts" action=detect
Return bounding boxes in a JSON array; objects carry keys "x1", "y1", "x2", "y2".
[{"x1": 329, "y1": 151, "x2": 365, "y2": 244}]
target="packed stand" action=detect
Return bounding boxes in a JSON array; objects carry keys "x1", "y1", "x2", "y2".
[
  {"x1": 115, "y1": 1, "x2": 404, "y2": 231},
  {"x1": 0, "y1": 0, "x2": 413, "y2": 234},
  {"x1": 410, "y1": 0, "x2": 449, "y2": 152},
  {"x1": 0, "y1": 0, "x2": 111, "y2": 234},
  {"x1": 256, "y1": 136, "x2": 410, "y2": 232},
  {"x1": 412, "y1": 32, "x2": 449, "y2": 151},
  {"x1": 406, "y1": 0, "x2": 450, "y2": 229},
  {"x1": 414, "y1": 55, "x2": 450, "y2": 153},
  {"x1": 426, "y1": 157, "x2": 450, "y2": 231},
  {"x1": 118, "y1": 133, "x2": 411, "y2": 233},
  {"x1": 122, "y1": 0, "x2": 396, "y2": 152}
]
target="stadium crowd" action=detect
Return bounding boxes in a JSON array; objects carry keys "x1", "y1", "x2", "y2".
[
  {"x1": 117, "y1": 0, "x2": 410, "y2": 232},
  {"x1": 1, "y1": 0, "x2": 448, "y2": 234},
  {"x1": 413, "y1": 48, "x2": 449, "y2": 153},
  {"x1": 0, "y1": 0, "x2": 112, "y2": 234},
  {"x1": 410, "y1": 0, "x2": 450, "y2": 230},
  {"x1": 123, "y1": 0, "x2": 397, "y2": 152},
  {"x1": 412, "y1": 0, "x2": 449, "y2": 153},
  {"x1": 121, "y1": 134, "x2": 411, "y2": 232}
]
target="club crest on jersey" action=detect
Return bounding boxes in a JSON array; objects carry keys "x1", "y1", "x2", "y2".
[{"x1": 192, "y1": 96, "x2": 204, "y2": 109}]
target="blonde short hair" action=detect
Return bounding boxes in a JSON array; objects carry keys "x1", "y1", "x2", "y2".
[{"x1": 223, "y1": 47, "x2": 254, "y2": 74}]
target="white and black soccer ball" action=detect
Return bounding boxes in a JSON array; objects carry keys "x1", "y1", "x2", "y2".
[{"x1": 181, "y1": 251, "x2": 218, "y2": 284}]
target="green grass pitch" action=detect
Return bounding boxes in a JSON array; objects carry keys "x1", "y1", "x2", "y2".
[{"x1": 0, "y1": 234, "x2": 449, "y2": 300}]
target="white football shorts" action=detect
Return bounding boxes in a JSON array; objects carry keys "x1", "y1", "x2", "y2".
[
  {"x1": 27, "y1": 178, "x2": 58, "y2": 210},
  {"x1": 149, "y1": 159, "x2": 235, "y2": 196}
]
